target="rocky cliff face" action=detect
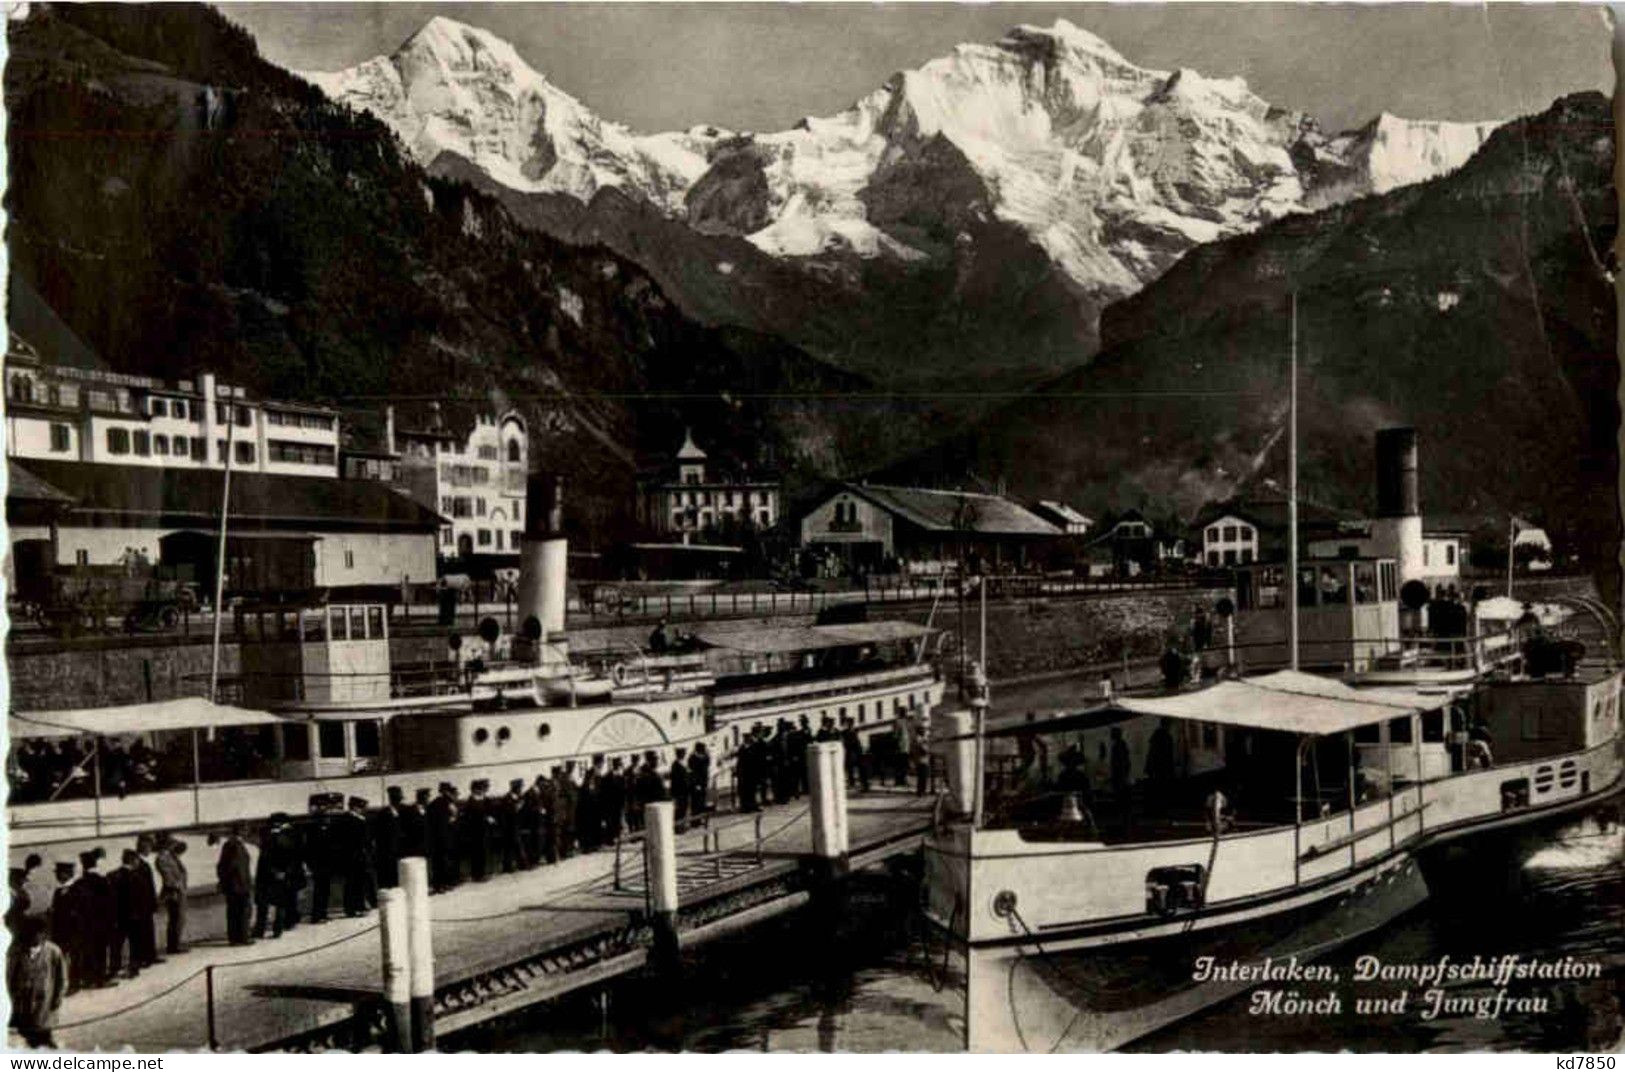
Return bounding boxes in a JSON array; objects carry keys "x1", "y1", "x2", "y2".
[{"x1": 305, "y1": 17, "x2": 1502, "y2": 388}]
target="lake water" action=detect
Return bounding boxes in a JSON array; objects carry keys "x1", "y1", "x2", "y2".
[{"x1": 468, "y1": 798, "x2": 1622, "y2": 1052}]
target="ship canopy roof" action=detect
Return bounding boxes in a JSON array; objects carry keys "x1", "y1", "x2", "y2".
[
  {"x1": 11, "y1": 697, "x2": 286, "y2": 740},
  {"x1": 990, "y1": 670, "x2": 1449, "y2": 740},
  {"x1": 697, "y1": 620, "x2": 935, "y2": 655}
]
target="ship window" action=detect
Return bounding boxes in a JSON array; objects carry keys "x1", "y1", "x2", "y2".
[
  {"x1": 349, "y1": 606, "x2": 366, "y2": 640},
  {"x1": 1421, "y1": 709, "x2": 1445, "y2": 742},
  {"x1": 1353, "y1": 562, "x2": 1377, "y2": 604},
  {"x1": 367, "y1": 606, "x2": 384, "y2": 639},
  {"x1": 1353, "y1": 723, "x2": 1381, "y2": 744},
  {"x1": 1388, "y1": 716, "x2": 1413, "y2": 745},
  {"x1": 496, "y1": 726, "x2": 511, "y2": 744},
  {"x1": 302, "y1": 609, "x2": 325, "y2": 642},
  {"x1": 330, "y1": 606, "x2": 349, "y2": 641},
  {"x1": 1318, "y1": 566, "x2": 1348, "y2": 605},
  {"x1": 282, "y1": 723, "x2": 310, "y2": 760},
  {"x1": 318, "y1": 721, "x2": 346, "y2": 758},
  {"x1": 537, "y1": 724, "x2": 551, "y2": 739},
  {"x1": 355, "y1": 720, "x2": 381, "y2": 758},
  {"x1": 473, "y1": 728, "x2": 490, "y2": 745}
]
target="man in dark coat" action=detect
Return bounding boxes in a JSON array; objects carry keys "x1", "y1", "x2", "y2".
[
  {"x1": 551, "y1": 767, "x2": 577, "y2": 862},
  {"x1": 793, "y1": 717, "x2": 813, "y2": 797},
  {"x1": 737, "y1": 727, "x2": 761, "y2": 813},
  {"x1": 687, "y1": 744, "x2": 710, "y2": 818},
  {"x1": 635, "y1": 751, "x2": 667, "y2": 820},
  {"x1": 575, "y1": 763, "x2": 600, "y2": 853},
  {"x1": 600, "y1": 757, "x2": 626, "y2": 843},
  {"x1": 61, "y1": 852, "x2": 112, "y2": 989},
  {"x1": 305, "y1": 796, "x2": 338, "y2": 923},
  {"x1": 461, "y1": 781, "x2": 493, "y2": 882},
  {"x1": 110, "y1": 850, "x2": 154, "y2": 979},
  {"x1": 401, "y1": 788, "x2": 430, "y2": 860},
  {"x1": 426, "y1": 784, "x2": 461, "y2": 893},
  {"x1": 840, "y1": 718, "x2": 869, "y2": 792},
  {"x1": 622, "y1": 759, "x2": 644, "y2": 834},
  {"x1": 8, "y1": 915, "x2": 68, "y2": 1047},
  {"x1": 669, "y1": 748, "x2": 691, "y2": 824},
  {"x1": 216, "y1": 826, "x2": 254, "y2": 946},
  {"x1": 373, "y1": 787, "x2": 406, "y2": 890},
  {"x1": 536, "y1": 773, "x2": 559, "y2": 863},
  {"x1": 498, "y1": 779, "x2": 527, "y2": 873},
  {"x1": 520, "y1": 776, "x2": 547, "y2": 867},
  {"x1": 341, "y1": 797, "x2": 376, "y2": 915},
  {"x1": 254, "y1": 815, "x2": 294, "y2": 939},
  {"x1": 131, "y1": 834, "x2": 162, "y2": 968},
  {"x1": 155, "y1": 837, "x2": 189, "y2": 955}
]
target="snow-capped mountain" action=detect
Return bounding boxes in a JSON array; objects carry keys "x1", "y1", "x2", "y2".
[{"x1": 306, "y1": 17, "x2": 1500, "y2": 301}]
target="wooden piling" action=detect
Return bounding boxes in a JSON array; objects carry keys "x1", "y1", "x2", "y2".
[
  {"x1": 401, "y1": 856, "x2": 435, "y2": 1052},
  {"x1": 645, "y1": 801, "x2": 680, "y2": 974},
  {"x1": 378, "y1": 888, "x2": 412, "y2": 1053}
]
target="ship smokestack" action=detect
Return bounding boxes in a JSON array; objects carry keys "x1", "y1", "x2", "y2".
[
  {"x1": 1371, "y1": 427, "x2": 1425, "y2": 585},
  {"x1": 1375, "y1": 427, "x2": 1419, "y2": 518},
  {"x1": 517, "y1": 475, "x2": 568, "y2": 667}
]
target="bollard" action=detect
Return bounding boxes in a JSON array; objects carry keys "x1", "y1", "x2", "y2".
[
  {"x1": 400, "y1": 857, "x2": 435, "y2": 1052},
  {"x1": 645, "y1": 801, "x2": 680, "y2": 975},
  {"x1": 378, "y1": 888, "x2": 412, "y2": 1053}
]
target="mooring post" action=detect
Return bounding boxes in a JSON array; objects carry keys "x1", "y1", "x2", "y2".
[
  {"x1": 806, "y1": 740, "x2": 850, "y2": 880},
  {"x1": 645, "y1": 800, "x2": 681, "y2": 975},
  {"x1": 378, "y1": 887, "x2": 412, "y2": 1053},
  {"x1": 400, "y1": 856, "x2": 435, "y2": 1052}
]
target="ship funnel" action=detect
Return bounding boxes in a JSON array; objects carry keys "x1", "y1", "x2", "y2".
[
  {"x1": 1375, "y1": 427, "x2": 1419, "y2": 518},
  {"x1": 517, "y1": 475, "x2": 568, "y2": 668}
]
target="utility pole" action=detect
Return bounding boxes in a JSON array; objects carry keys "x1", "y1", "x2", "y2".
[{"x1": 1288, "y1": 293, "x2": 1300, "y2": 672}]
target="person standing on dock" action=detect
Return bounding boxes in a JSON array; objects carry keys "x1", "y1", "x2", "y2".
[
  {"x1": 551, "y1": 767, "x2": 578, "y2": 861},
  {"x1": 403, "y1": 788, "x2": 430, "y2": 860},
  {"x1": 687, "y1": 743, "x2": 710, "y2": 818},
  {"x1": 498, "y1": 779, "x2": 526, "y2": 873},
  {"x1": 131, "y1": 835, "x2": 162, "y2": 968},
  {"x1": 341, "y1": 797, "x2": 376, "y2": 915},
  {"x1": 374, "y1": 787, "x2": 406, "y2": 891},
  {"x1": 520, "y1": 776, "x2": 546, "y2": 867},
  {"x1": 60, "y1": 852, "x2": 111, "y2": 990},
  {"x1": 576, "y1": 763, "x2": 601, "y2": 853},
  {"x1": 254, "y1": 816, "x2": 291, "y2": 939},
  {"x1": 792, "y1": 717, "x2": 813, "y2": 797},
  {"x1": 7, "y1": 915, "x2": 68, "y2": 1048},
  {"x1": 600, "y1": 757, "x2": 627, "y2": 842},
  {"x1": 537, "y1": 772, "x2": 560, "y2": 861},
  {"x1": 635, "y1": 751, "x2": 666, "y2": 820},
  {"x1": 305, "y1": 796, "x2": 338, "y2": 923},
  {"x1": 427, "y1": 784, "x2": 461, "y2": 893},
  {"x1": 736, "y1": 729, "x2": 761, "y2": 813},
  {"x1": 155, "y1": 837, "x2": 188, "y2": 955},
  {"x1": 621, "y1": 760, "x2": 643, "y2": 835},
  {"x1": 216, "y1": 826, "x2": 254, "y2": 946},
  {"x1": 110, "y1": 850, "x2": 152, "y2": 979},
  {"x1": 840, "y1": 718, "x2": 869, "y2": 793},
  {"x1": 670, "y1": 748, "x2": 691, "y2": 826},
  {"x1": 463, "y1": 781, "x2": 495, "y2": 881}
]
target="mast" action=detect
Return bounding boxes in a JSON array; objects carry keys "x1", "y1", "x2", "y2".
[
  {"x1": 1288, "y1": 294, "x2": 1300, "y2": 672},
  {"x1": 209, "y1": 404, "x2": 236, "y2": 703}
]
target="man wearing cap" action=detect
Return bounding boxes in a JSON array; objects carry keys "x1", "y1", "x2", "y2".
[
  {"x1": 402, "y1": 788, "x2": 430, "y2": 860},
  {"x1": 132, "y1": 834, "x2": 163, "y2": 968},
  {"x1": 427, "y1": 784, "x2": 460, "y2": 892},
  {"x1": 499, "y1": 779, "x2": 527, "y2": 873},
  {"x1": 305, "y1": 795, "x2": 338, "y2": 924},
  {"x1": 60, "y1": 852, "x2": 110, "y2": 990},
  {"x1": 576, "y1": 762, "x2": 600, "y2": 853},
  {"x1": 46, "y1": 862, "x2": 76, "y2": 983},
  {"x1": 687, "y1": 744, "x2": 711, "y2": 818},
  {"x1": 253, "y1": 815, "x2": 294, "y2": 940},
  {"x1": 374, "y1": 788, "x2": 406, "y2": 890},
  {"x1": 550, "y1": 766, "x2": 576, "y2": 862},
  {"x1": 110, "y1": 849, "x2": 154, "y2": 979},
  {"x1": 156, "y1": 837, "x2": 189, "y2": 955},
  {"x1": 216, "y1": 825, "x2": 254, "y2": 946},
  {"x1": 669, "y1": 748, "x2": 691, "y2": 826},
  {"x1": 340, "y1": 797, "x2": 375, "y2": 916},
  {"x1": 460, "y1": 781, "x2": 493, "y2": 882},
  {"x1": 600, "y1": 757, "x2": 627, "y2": 843}
]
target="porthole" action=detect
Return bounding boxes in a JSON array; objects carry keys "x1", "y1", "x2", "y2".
[
  {"x1": 538, "y1": 723, "x2": 552, "y2": 739},
  {"x1": 671, "y1": 711, "x2": 679, "y2": 723},
  {"x1": 496, "y1": 726, "x2": 512, "y2": 743},
  {"x1": 473, "y1": 728, "x2": 490, "y2": 745}
]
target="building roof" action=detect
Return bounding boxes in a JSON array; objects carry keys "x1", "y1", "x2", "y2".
[
  {"x1": 16, "y1": 460, "x2": 444, "y2": 534},
  {"x1": 676, "y1": 429, "x2": 707, "y2": 460},
  {"x1": 7, "y1": 461, "x2": 76, "y2": 505},
  {"x1": 1192, "y1": 497, "x2": 1351, "y2": 534},
  {"x1": 1035, "y1": 500, "x2": 1091, "y2": 526},
  {"x1": 836, "y1": 483, "x2": 1061, "y2": 537}
]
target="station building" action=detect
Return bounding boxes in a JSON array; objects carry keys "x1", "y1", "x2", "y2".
[{"x1": 798, "y1": 482, "x2": 1060, "y2": 574}]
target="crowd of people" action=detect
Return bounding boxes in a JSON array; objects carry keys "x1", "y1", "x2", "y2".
[
  {"x1": 5, "y1": 720, "x2": 931, "y2": 1048},
  {"x1": 6, "y1": 833, "x2": 189, "y2": 1046}
]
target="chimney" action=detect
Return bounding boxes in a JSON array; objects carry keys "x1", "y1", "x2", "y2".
[
  {"x1": 384, "y1": 405, "x2": 397, "y2": 457},
  {"x1": 515, "y1": 474, "x2": 568, "y2": 668}
]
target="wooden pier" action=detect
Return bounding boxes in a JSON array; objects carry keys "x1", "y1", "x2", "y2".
[{"x1": 38, "y1": 790, "x2": 934, "y2": 1052}]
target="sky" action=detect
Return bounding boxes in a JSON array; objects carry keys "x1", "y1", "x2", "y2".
[{"x1": 220, "y1": 2, "x2": 1614, "y2": 135}]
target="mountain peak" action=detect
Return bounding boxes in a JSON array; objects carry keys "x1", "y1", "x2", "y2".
[
  {"x1": 397, "y1": 14, "x2": 535, "y2": 79},
  {"x1": 1009, "y1": 18, "x2": 1131, "y2": 64}
]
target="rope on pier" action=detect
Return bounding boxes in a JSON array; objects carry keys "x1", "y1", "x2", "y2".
[{"x1": 54, "y1": 923, "x2": 380, "y2": 1033}]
